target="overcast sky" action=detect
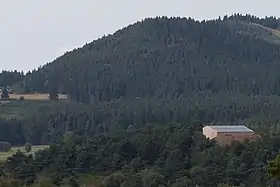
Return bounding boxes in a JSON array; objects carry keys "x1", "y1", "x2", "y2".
[{"x1": 1, "y1": 0, "x2": 280, "y2": 72}]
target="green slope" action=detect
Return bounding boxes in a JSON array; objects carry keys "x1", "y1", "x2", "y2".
[{"x1": 18, "y1": 15, "x2": 280, "y2": 104}]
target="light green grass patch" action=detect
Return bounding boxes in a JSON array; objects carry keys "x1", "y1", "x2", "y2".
[
  {"x1": 270, "y1": 28, "x2": 280, "y2": 38},
  {"x1": 79, "y1": 174, "x2": 103, "y2": 187},
  {"x1": 0, "y1": 145, "x2": 49, "y2": 161}
]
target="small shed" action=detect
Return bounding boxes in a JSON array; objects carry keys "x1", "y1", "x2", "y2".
[{"x1": 203, "y1": 125, "x2": 257, "y2": 146}]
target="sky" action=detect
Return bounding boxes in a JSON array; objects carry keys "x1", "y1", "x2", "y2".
[{"x1": 1, "y1": 0, "x2": 280, "y2": 72}]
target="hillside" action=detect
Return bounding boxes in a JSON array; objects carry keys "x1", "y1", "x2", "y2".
[
  {"x1": 15, "y1": 14, "x2": 280, "y2": 103},
  {"x1": 2, "y1": 14, "x2": 280, "y2": 187},
  {"x1": 0, "y1": 15, "x2": 280, "y2": 144},
  {"x1": 2, "y1": 14, "x2": 280, "y2": 146},
  {"x1": 3, "y1": 14, "x2": 280, "y2": 145}
]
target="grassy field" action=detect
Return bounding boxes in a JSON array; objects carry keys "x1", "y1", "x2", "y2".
[
  {"x1": 270, "y1": 28, "x2": 280, "y2": 38},
  {"x1": 8, "y1": 93, "x2": 68, "y2": 100},
  {"x1": 0, "y1": 87, "x2": 68, "y2": 100},
  {"x1": 0, "y1": 145, "x2": 49, "y2": 161}
]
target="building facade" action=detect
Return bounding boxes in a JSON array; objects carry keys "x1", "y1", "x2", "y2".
[{"x1": 203, "y1": 125, "x2": 257, "y2": 146}]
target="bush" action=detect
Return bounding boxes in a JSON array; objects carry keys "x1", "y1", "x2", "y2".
[
  {"x1": 102, "y1": 172, "x2": 127, "y2": 187},
  {"x1": 0, "y1": 141, "x2": 11, "y2": 152},
  {"x1": 18, "y1": 96, "x2": 25, "y2": 101},
  {"x1": 140, "y1": 169, "x2": 165, "y2": 187},
  {"x1": 0, "y1": 177, "x2": 21, "y2": 187},
  {"x1": 24, "y1": 142, "x2": 32, "y2": 153},
  {"x1": 0, "y1": 88, "x2": 9, "y2": 99}
]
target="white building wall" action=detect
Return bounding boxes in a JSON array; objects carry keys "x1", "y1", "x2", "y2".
[{"x1": 203, "y1": 126, "x2": 217, "y2": 139}]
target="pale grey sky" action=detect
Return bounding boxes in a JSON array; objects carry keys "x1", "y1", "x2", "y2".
[{"x1": 1, "y1": 0, "x2": 280, "y2": 72}]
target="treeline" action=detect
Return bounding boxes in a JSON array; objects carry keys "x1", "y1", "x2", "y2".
[
  {"x1": 1, "y1": 14, "x2": 280, "y2": 186},
  {"x1": 1, "y1": 124, "x2": 280, "y2": 187},
  {"x1": 226, "y1": 13, "x2": 280, "y2": 29},
  {"x1": 0, "y1": 70, "x2": 24, "y2": 88},
  {"x1": 3, "y1": 96, "x2": 280, "y2": 146},
  {"x1": 12, "y1": 14, "x2": 280, "y2": 104},
  {"x1": 0, "y1": 119, "x2": 25, "y2": 145}
]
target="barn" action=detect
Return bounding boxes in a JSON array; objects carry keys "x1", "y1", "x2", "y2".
[{"x1": 202, "y1": 125, "x2": 257, "y2": 146}]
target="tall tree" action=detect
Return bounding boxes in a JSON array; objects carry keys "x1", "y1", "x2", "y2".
[
  {"x1": 1, "y1": 87, "x2": 9, "y2": 99},
  {"x1": 268, "y1": 155, "x2": 280, "y2": 180},
  {"x1": 48, "y1": 83, "x2": 58, "y2": 101}
]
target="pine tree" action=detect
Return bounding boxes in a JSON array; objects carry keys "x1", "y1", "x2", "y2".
[
  {"x1": 0, "y1": 87, "x2": 9, "y2": 99},
  {"x1": 49, "y1": 86, "x2": 58, "y2": 100}
]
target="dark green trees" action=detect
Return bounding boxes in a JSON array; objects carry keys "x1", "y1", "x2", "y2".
[
  {"x1": 0, "y1": 87, "x2": 9, "y2": 99},
  {"x1": 0, "y1": 141, "x2": 11, "y2": 152},
  {"x1": 0, "y1": 70, "x2": 24, "y2": 88},
  {"x1": 1, "y1": 14, "x2": 280, "y2": 187},
  {"x1": 16, "y1": 15, "x2": 280, "y2": 104},
  {"x1": 268, "y1": 155, "x2": 280, "y2": 180},
  {"x1": 24, "y1": 143, "x2": 32, "y2": 153},
  {"x1": 49, "y1": 88, "x2": 58, "y2": 100}
]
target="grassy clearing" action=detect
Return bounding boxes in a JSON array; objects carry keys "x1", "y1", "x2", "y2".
[
  {"x1": 245, "y1": 22, "x2": 280, "y2": 44},
  {"x1": 8, "y1": 93, "x2": 68, "y2": 100},
  {"x1": 79, "y1": 174, "x2": 103, "y2": 187},
  {"x1": 270, "y1": 28, "x2": 280, "y2": 38},
  {"x1": 0, "y1": 145, "x2": 49, "y2": 161}
]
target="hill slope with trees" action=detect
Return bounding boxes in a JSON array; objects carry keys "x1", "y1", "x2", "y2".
[
  {"x1": 2, "y1": 14, "x2": 280, "y2": 145},
  {"x1": 17, "y1": 14, "x2": 280, "y2": 103},
  {"x1": 2, "y1": 14, "x2": 280, "y2": 187}
]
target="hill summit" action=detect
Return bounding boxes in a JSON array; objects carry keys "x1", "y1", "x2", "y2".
[{"x1": 15, "y1": 14, "x2": 280, "y2": 103}]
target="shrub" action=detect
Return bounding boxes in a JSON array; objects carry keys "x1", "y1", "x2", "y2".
[
  {"x1": 18, "y1": 96, "x2": 25, "y2": 101},
  {"x1": 0, "y1": 177, "x2": 21, "y2": 187},
  {"x1": 102, "y1": 172, "x2": 127, "y2": 187},
  {"x1": 0, "y1": 88, "x2": 9, "y2": 99},
  {"x1": 24, "y1": 142, "x2": 32, "y2": 153}
]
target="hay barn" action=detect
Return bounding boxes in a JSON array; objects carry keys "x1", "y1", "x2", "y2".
[{"x1": 203, "y1": 125, "x2": 257, "y2": 146}]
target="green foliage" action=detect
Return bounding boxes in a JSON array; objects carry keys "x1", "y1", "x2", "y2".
[
  {"x1": 268, "y1": 155, "x2": 280, "y2": 180},
  {"x1": 18, "y1": 15, "x2": 280, "y2": 104},
  {"x1": 170, "y1": 177, "x2": 194, "y2": 187},
  {"x1": 0, "y1": 142, "x2": 11, "y2": 152},
  {"x1": 0, "y1": 124, "x2": 279, "y2": 186},
  {"x1": 18, "y1": 96, "x2": 24, "y2": 101},
  {"x1": 2, "y1": 14, "x2": 280, "y2": 147},
  {"x1": 1, "y1": 14, "x2": 280, "y2": 186},
  {"x1": 32, "y1": 179, "x2": 56, "y2": 187},
  {"x1": 0, "y1": 71, "x2": 24, "y2": 88},
  {"x1": 0, "y1": 88, "x2": 9, "y2": 99},
  {"x1": 49, "y1": 89, "x2": 58, "y2": 101},
  {"x1": 63, "y1": 131, "x2": 78, "y2": 149},
  {"x1": 0, "y1": 118, "x2": 26, "y2": 145},
  {"x1": 139, "y1": 169, "x2": 165, "y2": 187},
  {"x1": 0, "y1": 177, "x2": 21, "y2": 187},
  {"x1": 24, "y1": 143, "x2": 32, "y2": 153},
  {"x1": 102, "y1": 172, "x2": 127, "y2": 187}
]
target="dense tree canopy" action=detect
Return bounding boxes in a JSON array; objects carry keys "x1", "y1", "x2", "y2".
[
  {"x1": 1, "y1": 124, "x2": 280, "y2": 187},
  {"x1": 17, "y1": 14, "x2": 280, "y2": 104},
  {"x1": 0, "y1": 71, "x2": 24, "y2": 88},
  {"x1": 0, "y1": 87, "x2": 9, "y2": 99},
  {"x1": 1, "y1": 14, "x2": 280, "y2": 186}
]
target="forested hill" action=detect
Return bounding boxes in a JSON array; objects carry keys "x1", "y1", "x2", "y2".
[
  {"x1": 0, "y1": 71, "x2": 24, "y2": 88},
  {"x1": 3, "y1": 14, "x2": 280, "y2": 187},
  {"x1": 20, "y1": 14, "x2": 280, "y2": 103}
]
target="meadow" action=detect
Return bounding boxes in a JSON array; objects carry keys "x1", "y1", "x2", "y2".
[
  {"x1": 0, "y1": 92, "x2": 69, "y2": 120},
  {"x1": 8, "y1": 93, "x2": 68, "y2": 100}
]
